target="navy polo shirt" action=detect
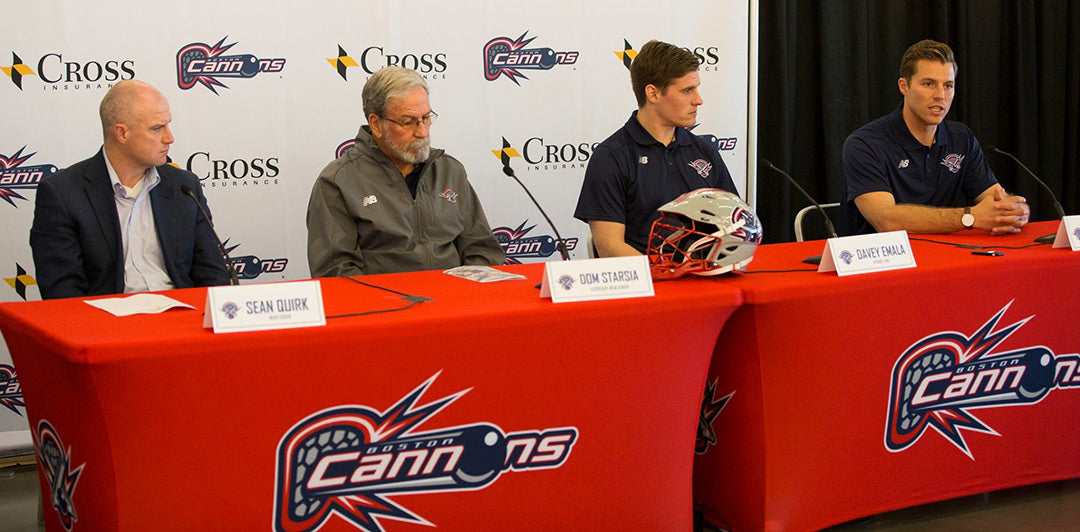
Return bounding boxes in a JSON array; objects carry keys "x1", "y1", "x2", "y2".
[
  {"x1": 574, "y1": 111, "x2": 737, "y2": 252},
  {"x1": 839, "y1": 105, "x2": 998, "y2": 236}
]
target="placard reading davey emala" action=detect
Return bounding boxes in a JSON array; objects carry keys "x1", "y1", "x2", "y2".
[{"x1": 855, "y1": 244, "x2": 908, "y2": 261}]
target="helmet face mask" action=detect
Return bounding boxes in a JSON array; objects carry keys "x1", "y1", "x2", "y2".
[{"x1": 647, "y1": 188, "x2": 763, "y2": 280}]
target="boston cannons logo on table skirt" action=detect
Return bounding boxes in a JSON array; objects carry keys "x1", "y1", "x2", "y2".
[
  {"x1": 695, "y1": 378, "x2": 734, "y2": 455},
  {"x1": 885, "y1": 302, "x2": 1080, "y2": 458},
  {"x1": 274, "y1": 373, "x2": 578, "y2": 532},
  {"x1": 34, "y1": 420, "x2": 85, "y2": 531}
]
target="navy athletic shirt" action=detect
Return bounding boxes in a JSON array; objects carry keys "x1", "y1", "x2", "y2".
[
  {"x1": 574, "y1": 111, "x2": 737, "y2": 252},
  {"x1": 839, "y1": 105, "x2": 998, "y2": 236}
]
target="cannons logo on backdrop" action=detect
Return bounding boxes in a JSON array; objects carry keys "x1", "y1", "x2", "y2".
[
  {"x1": 327, "y1": 44, "x2": 447, "y2": 81},
  {"x1": 885, "y1": 302, "x2": 1080, "y2": 459},
  {"x1": 274, "y1": 373, "x2": 578, "y2": 532},
  {"x1": 176, "y1": 36, "x2": 285, "y2": 94},
  {"x1": 695, "y1": 378, "x2": 734, "y2": 455},
  {"x1": 1, "y1": 146, "x2": 58, "y2": 206},
  {"x1": 34, "y1": 420, "x2": 85, "y2": 531},
  {"x1": 614, "y1": 39, "x2": 726, "y2": 72},
  {"x1": 0, "y1": 364, "x2": 26, "y2": 416},
  {"x1": 492, "y1": 136, "x2": 597, "y2": 172},
  {"x1": 483, "y1": 32, "x2": 578, "y2": 85},
  {"x1": 493, "y1": 221, "x2": 578, "y2": 264},
  {"x1": 4, "y1": 263, "x2": 37, "y2": 301},
  {"x1": 185, "y1": 151, "x2": 280, "y2": 188},
  {"x1": 2, "y1": 50, "x2": 134, "y2": 92},
  {"x1": 222, "y1": 240, "x2": 289, "y2": 280}
]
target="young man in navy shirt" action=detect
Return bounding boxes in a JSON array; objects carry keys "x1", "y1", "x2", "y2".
[
  {"x1": 574, "y1": 40, "x2": 737, "y2": 256},
  {"x1": 839, "y1": 39, "x2": 1030, "y2": 236}
]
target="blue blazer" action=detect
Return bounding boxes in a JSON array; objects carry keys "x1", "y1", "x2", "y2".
[{"x1": 30, "y1": 149, "x2": 230, "y2": 299}]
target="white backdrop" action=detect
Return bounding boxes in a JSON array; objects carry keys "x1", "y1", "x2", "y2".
[{"x1": 0, "y1": 1, "x2": 755, "y2": 446}]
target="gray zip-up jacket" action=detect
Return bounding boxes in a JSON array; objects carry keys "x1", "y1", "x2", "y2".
[{"x1": 306, "y1": 127, "x2": 505, "y2": 277}]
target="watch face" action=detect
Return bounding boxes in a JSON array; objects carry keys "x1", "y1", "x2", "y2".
[{"x1": 962, "y1": 213, "x2": 975, "y2": 228}]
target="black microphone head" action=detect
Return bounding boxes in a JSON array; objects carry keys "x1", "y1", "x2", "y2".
[
  {"x1": 985, "y1": 145, "x2": 1000, "y2": 154},
  {"x1": 180, "y1": 184, "x2": 196, "y2": 197},
  {"x1": 501, "y1": 165, "x2": 514, "y2": 178},
  {"x1": 759, "y1": 158, "x2": 774, "y2": 169}
]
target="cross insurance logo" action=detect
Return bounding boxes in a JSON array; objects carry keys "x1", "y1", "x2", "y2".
[
  {"x1": 177, "y1": 36, "x2": 285, "y2": 94},
  {"x1": 885, "y1": 302, "x2": 1080, "y2": 459},
  {"x1": 2, "y1": 50, "x2": 135, "y2": 92},
  {"x1": 327, "y1": 44, "x2": 447, "y2": 81},
  {"x1": 614, "y1": 39, "x2": 727, "y2": 72},
  {"x1": 483, "y1": 32, "x2": 577, "y2": 85},
  {"x1": 0, "y1": 146, "x2": 57, "y2": 207},
  {"x1": 274, "y1": 373, "x2": 577, "y2": 532}
]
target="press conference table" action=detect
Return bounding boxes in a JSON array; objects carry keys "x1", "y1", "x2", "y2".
[
  {"x1": 693, "y1": 220, "x2": 1080, "y2": 532},
  {"x1": 0, "y1": 264, "x2": 743, "y2": 532}
]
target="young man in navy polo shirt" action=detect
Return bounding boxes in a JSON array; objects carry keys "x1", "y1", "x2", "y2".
[
  {"x1": 839, "y1": 39, "x2": 1030, "y2": 236},
  {"x1": 574, "y1": 40, "x2": 737, "y2": 256}
]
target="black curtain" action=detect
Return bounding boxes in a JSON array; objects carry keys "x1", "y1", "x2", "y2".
[{"x1": 757, "y1": 0, "x2": 1080, "y2": 243}]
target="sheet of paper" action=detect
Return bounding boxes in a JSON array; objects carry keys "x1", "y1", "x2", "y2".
[
  {"x1": 84, "y1": 293, "x2": 196, "y2": 317},
  {"x1": 443, "y1": 265, "x2": 527, "y2": 283}
]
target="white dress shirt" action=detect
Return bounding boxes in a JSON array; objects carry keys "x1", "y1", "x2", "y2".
[{"x1": 104, "y1": 156, "x2": 174, "y2": 293}]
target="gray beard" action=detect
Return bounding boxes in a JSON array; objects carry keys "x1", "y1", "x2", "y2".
[{"x1": 386, "y1": 137, "x2": 431, "y2": 165}]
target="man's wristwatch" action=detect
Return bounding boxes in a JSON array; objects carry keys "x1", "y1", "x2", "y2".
[{"x1": 962, "y1": 207, "x2": 975, "y2": 229}]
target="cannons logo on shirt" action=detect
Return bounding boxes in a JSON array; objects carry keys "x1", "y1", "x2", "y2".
[
  {"x1": 1, "y1": 146, "x2": 58, "y2": 207},
  {"x1": 221, "y1": 240, "x2": 289, "y2": 280},
  {"x1": 2, "y1": 50, "x2": 135, "y2": 92},
  {"x1": 274, "y1": 373, "x2": 578, "y2": 532},
  {"x1": 184, "y1": 150, "x2": 280, "y2": 188},
  {"x1": 491, "y1": 136, "x2": 598, "y2": 172},
  {"x1": 940, "y1": 153, "x2": 965, "y2": 174},
  {"x1": 483, "y1": 32, "x2": 578, "y2": 85},
  {"x1": 613, "y1": 39, "x2": 728, "y2": 72},
  {"x1": 327, "y1": 44, "x2": 447, "y2": 81},
  {"x1": 0, "y1": 364, "x2": 25, "y2": 416},
  {"x1": 176, "y1": 36, "x2": 285, "y2": 94},
  {"x1": 885, "y1": 302, "x2": 1080, "y2": 459},
  {"x1": 493, "y1": 221, "x2": 579, "y2": 263},
  {"x1": 34, "y1": 420, "x2": 85, "y2": 531},
  {"x1": 695, "y1": 378, "x2": 734, "y2": 454}
]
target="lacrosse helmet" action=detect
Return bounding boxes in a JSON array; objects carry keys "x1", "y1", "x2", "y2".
[{"x1": 647, "y1": 188, "x2": 763, "y2": 280}]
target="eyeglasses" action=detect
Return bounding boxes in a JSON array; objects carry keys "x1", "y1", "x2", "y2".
[{"x1": 381, "y1": 111, "x2": 438, "y2": 130}]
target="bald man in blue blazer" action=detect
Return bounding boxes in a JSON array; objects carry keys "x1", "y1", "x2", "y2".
[{"x1": 30, "y1": 80, "x2": 230, "y2": 300}]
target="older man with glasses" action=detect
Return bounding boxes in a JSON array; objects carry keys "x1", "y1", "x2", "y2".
[{"x1": 307, "y1": 66, "x2": 504, "y2": 277}]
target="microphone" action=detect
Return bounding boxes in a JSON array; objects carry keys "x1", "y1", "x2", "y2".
[
  {"x1": 760, "y1": 159, "x2": 836, "y2": 265},
  {"x1": 180, "y1": 184, "x2": 239, "y2": 285},
  {"x1": 501, "y1": 164, "x2": 570, "y2": 261},
  {"x1": 986, "y1": 146, "x2": 1065, "y2": 244}
]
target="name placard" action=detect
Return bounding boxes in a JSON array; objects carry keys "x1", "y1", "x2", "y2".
[
  {"x1": 1051, "y1": 215, "x2": 1080, "y2": 251},
  {"x1": 540, "y1": 256, "x2": 654, "y2": 303},
  {"x1": 203, "y1": 280, "x2": 325, "y2": 333},
  {"x1": 819, "y1": 231, "x2": 916, "y2": 276}
]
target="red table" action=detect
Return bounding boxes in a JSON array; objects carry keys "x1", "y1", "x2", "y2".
[
  {"x1": 0, "y1": 263, "x2": 743, "y2": 532},
  {"x1": 693, "y1": 221, "x2": 1080, "y2": 531}
]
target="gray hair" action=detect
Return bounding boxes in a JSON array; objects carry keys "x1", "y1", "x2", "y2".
[{"x1": 362, "y1": 66, "x2": 429, "y2": 119}]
